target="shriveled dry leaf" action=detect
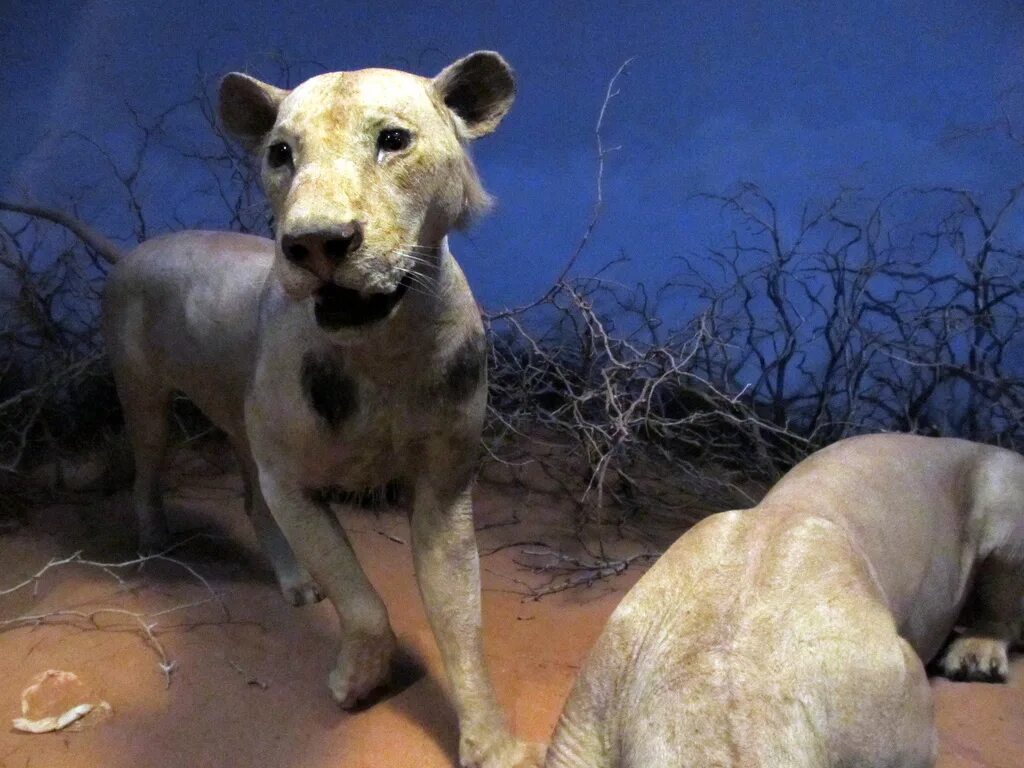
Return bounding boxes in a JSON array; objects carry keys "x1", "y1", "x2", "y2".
[{"x1": 11, "y1": 670, "x2": 111, "y2": 733}]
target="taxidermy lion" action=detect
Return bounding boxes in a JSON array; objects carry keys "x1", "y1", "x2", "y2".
[
  {"x1": 1, "y1": 50, "x2": 542, "y2": 768},
  {"x1": 545, "y1": 433, "x2": 1023, "y2": 768}
]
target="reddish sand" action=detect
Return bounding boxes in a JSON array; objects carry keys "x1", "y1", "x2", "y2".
[{"x1": 0, "y1": 454, "x2": 1020, "y2": 768}]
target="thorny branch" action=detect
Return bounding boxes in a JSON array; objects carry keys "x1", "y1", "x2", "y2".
[
  {"x1": 0, "y1": 537, "x2": 228, "y2": 687},
  {"x1": 487, "y1": 57, "x2": 634, "y2": 321},
  {"x1": 484, "y1": 539, "x2": 657, "y2": 600}
]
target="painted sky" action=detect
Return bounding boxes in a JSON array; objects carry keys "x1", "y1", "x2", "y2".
[{"x1": 1, "y1": 0, "x2": 1022, "y2": 307}]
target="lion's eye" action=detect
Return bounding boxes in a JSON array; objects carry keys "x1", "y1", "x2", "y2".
[
  {"x1": 267, "y1": 141, "x2": 293, "y2": 170},
  {"x1": 376, "y1": 128, "x2": 412, "y2": 157}
]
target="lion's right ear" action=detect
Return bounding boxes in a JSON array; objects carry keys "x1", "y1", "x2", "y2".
[{"x1": 218, "y1": 73, "x2": 289, "y2": 147}]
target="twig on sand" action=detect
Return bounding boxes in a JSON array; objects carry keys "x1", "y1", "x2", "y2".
[
  {"x1": 0, "y1": 536, "x2": 227, "y2": 687},
  {"x1": 484, "y1": 540, "x2": 658, "y2": 600},
  {"x1": 228, "y1": 659, "x2": 269, "y2": 690}
]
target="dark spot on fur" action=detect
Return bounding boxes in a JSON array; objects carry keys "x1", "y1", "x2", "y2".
[
  {"x1": 442, "y1": 333, "x2": 486, "y2": 401},
  {"x1": 301, "y1": 352, "x2": 358, "y2": 429}
]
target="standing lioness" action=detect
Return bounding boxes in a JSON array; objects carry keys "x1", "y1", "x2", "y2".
[
  {"x1": 546, "y1": 434, "x2": 1023, "y2": 767},
  {"x1": 2, "y1": 51, "x2": 540, "y2": 768}
]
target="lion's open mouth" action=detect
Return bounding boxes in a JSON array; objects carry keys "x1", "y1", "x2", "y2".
[{"x1": 313, "y1": 274, "x2": 412, "y2": 330}]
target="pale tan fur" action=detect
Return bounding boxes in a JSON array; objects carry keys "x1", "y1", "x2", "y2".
[
  {"x1": 95, "y1": 52, "x2": 540, "y2": 768},
  {"x1": 546, "y1": 434, "x2": 1024, "y2": 768}
]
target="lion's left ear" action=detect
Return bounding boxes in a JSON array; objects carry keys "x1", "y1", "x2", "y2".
[{"x1": 433, "y1": 51, "x2": 515, "y2": 139}]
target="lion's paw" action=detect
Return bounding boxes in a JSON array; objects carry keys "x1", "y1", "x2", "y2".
[
  {"x1": 280, "y1": 576, "x2": 324, "y2": 607},
  {"x1": 271, "y1": 559, "x2": 324, "y2": 607},
  {"x1": 460, "y1": 735, "x2": 546, "y2": 768},
  {"x1": 940, "y1": 636, "x2": 1009, "y2": 683},
  {"x1": 328, "y1": 629, "x2": 396, "y2": 708}
]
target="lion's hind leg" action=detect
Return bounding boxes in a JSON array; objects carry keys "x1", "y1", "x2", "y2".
[
  {"x1": 229, "y1": 436, "x2": 322, "y2": 607},
  {"x1": 118, "y1": 380, "x2": 173, "y2": 552}
]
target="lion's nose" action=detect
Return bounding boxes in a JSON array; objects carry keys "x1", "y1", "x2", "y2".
[{"x1": 281, "y1": 221, "x2": 364, "y2": 280}]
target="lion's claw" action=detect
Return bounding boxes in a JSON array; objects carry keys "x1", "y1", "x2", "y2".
[{"x1": 940, "y1": 636, "x2": 1009, "y2": 683}]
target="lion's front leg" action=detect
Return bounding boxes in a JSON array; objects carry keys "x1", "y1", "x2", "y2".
[
  {"x1": 410, "y1": 480, "x2": 543, "y2": 768},
  {"x1": 259, "y1": 469, "x2": 397, "y2": 706},
  {"x1": 939, "y1": 554, "x2": 1023, "y2": 683}
]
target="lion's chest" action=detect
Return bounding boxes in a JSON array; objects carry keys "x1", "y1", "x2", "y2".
[
  {"x1": 298, "y1": 350, "x2": 403, "y2": 486},
  {"x1": 246, "y1": 344, "x2": 412, "y2": 489},
  {"x1": 245, "y1": 291, "x2": 487, "y2": 493}
]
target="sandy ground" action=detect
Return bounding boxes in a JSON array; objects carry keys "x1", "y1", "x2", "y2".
[{"x1": 0, "y1": 452, "x2": 1021, "y2": 768}]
